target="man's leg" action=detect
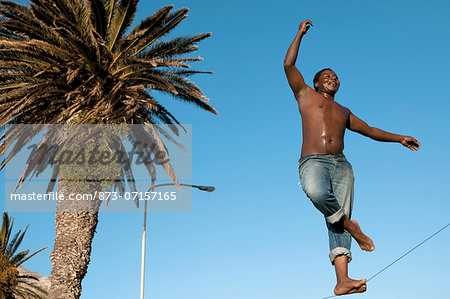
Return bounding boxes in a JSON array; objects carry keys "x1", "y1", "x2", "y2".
[
  {"x1": 299, "y1": 157, "x2": 358, "y2": 259},
  {"x1": 328, "y1": 216, "x2": 371, "y2": 295},
  {"x1": 329, "y1": 157, "x2": 372, "y2": 295},
  {"x1": 299, "y1": 158, "x2": 344, "y2": 220},
  {"x1": 333, "y1": 255, "x2": 367, "y2": 295},
  {"x1": 330, "y1": 157, "x2": 375, "y2": 252},
  {"x1": 299, "y1": 156, "x2": 373, "y2": 295}
]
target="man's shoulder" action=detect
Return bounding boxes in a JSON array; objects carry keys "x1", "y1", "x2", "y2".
[
  {"x1": 334, "y1": 101, "x2": 351, "y2": 113},
  {"x1": 296, "y1": 86, "x2": 320, "y2": 102}
]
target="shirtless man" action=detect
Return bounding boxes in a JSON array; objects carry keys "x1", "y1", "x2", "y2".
[{"x1": 284, "y1": 20, "x2": 420, "y2": 295}]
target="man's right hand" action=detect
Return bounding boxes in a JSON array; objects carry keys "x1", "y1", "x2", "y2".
[{"x1": 299, "y1": 20, "x2": 313, "y2": 35}]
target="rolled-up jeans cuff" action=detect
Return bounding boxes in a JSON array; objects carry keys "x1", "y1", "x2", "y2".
[
  {"x1": 329, "y1": 247, "x2": 352, "y2": 265},
  {"x1": 326, "y1": 207, "x2": 345, "y2": 224}
]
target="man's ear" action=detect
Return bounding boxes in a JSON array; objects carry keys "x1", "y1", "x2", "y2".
[{"x1": 314, "y1": 82, "x2": 319, "y2": 89}]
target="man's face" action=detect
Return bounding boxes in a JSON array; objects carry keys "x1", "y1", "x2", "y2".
[{"x1": 315, "y1": 70, "x2": 340, "y2": 95}]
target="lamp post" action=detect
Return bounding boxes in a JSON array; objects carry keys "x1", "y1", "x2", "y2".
[{"x1": 140, "y1": 183, "x2": 215, "y2": 299}]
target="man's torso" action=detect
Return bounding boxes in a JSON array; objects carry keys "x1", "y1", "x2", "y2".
[{"x1": 297, "y1": 87, "x2": 350, "y2": 157}]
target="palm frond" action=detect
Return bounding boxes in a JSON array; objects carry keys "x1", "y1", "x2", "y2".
[
  {"x1": 104, "y1": 0, "x2": 119, "y2": 28},
  {"x1": 86, "y1": 0, "x2": 107, "y2": 37},
  {"x1": 130, "y1": 7, "x2": 188, "y2": 57},
  {"x1": 111, "y1": 5, "x2": 172, "y2": 65},
  {"x1": 0, "y1": 212, "x2": 47, "y2": 273},
  {"x1": 141, "y1": 33, "x2": 211, "y2": 60},
  {"x1": 105, "y1": 0, "x2": 138, "y2": 50}
]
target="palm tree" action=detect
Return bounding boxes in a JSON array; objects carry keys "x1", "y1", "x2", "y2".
[
  {"x1": 0, "y1": 212, "x2": 48, "y2": 299},
  {"x1": 0, "y1": 1, "x2": 217, "y2": 298}
]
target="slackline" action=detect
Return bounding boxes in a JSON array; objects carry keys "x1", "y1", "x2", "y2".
[{"x1": 320, "y1": 223, "x2": 449, "y2": 299}]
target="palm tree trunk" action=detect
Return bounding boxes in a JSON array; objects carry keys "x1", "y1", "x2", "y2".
[{"x1": 48, "y1": 181, "x2": 102, "y2": 299}]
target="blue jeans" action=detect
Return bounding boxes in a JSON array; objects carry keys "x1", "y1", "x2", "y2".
[{"x1": 298, "y1": 154, "x2": 354, "y2": 265}]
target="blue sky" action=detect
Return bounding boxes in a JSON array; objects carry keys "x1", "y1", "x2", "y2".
[{"x1": 2, "y1": 0, "x2": 450, "y2": 298}]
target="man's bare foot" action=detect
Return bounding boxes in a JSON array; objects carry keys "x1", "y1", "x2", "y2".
[
  {"x1": 343, "y1": 219, "x2": 375, "y2": 251},
  {"x1": 347, "y1": 284, "x2": 367, "y2": 294},
  {"x1": 334, "y1": 278, "x2": 367, "y2": 295}
]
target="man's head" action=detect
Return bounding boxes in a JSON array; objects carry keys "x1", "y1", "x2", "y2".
[{"x1": 313, "y1": 68, "x2": 340, "y2": 95}]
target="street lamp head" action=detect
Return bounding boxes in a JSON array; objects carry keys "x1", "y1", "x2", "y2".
[{"x1": 197, "y1": 185, "x2": 215, "y2": 192}]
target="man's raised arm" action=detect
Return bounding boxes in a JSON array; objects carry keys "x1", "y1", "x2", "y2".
[
  {"x1": 347, "y1": 112, "x2": 421, "y2": 151},
  {"x1": 284, "y1": 20, "x2": 313, "y2": 99}
]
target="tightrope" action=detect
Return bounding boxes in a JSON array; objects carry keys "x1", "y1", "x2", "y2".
[{"x1": 320, "y1": 223, "x2": 449, "y2": 299}]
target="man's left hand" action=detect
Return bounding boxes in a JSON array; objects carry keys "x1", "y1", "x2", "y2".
[{"x1": 400, "y1": 136, "x2": 420, "y2": 151}]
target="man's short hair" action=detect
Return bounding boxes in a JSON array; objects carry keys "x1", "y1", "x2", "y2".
[{"x1": 313, "y1": 68, "x2": 334, "y2": 91}]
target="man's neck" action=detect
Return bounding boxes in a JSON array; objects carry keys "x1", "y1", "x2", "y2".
[{"x1": 321, "y1": 92, "x2": 335, "y2": 101}]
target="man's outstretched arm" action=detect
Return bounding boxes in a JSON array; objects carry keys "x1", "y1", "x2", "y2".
[
  {"x1": 284, "y1": 20, "x2": 313, "y2": 99},
  {"x1": 347, "y1": 112, "x2": 420, "y2": 151}
]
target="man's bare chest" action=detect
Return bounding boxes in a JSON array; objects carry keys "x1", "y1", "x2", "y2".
[{"x1": 300, "y1": 98, "x2": 349, "y2": 125}]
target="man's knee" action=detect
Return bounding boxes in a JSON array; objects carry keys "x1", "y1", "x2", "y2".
[
  {"x1": 305, "y1": 185, "x2": 331, "y2": 203},
  {"x1": 302, "y1": 182, "x2": 342, "y2": 218}
]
